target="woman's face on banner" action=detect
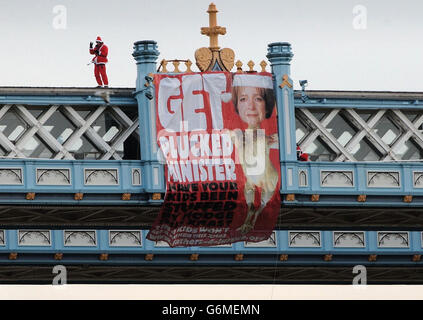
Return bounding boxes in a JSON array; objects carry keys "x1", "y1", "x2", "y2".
[{"x1": 236, "y1": 86, "x2": 266, "y2": 128}]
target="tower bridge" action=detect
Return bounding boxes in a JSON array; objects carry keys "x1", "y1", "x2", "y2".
[{"x1": 0, "y1": 4, "x2": 423, "y2": 283}]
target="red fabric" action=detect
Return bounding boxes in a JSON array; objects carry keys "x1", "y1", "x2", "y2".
[
  {"x1": 94, "y1": 64, "x2": 108, "y2": 86},
  {"x1": 253, "y1": 186, "x2": 262, "y2": 210},
  {"x1": 147, "y1": 72, "x2": 281, "y2": 247},
  {"x1": 90, "y1": 43, "x2": 108, "y2": 64},
  {"x1": 299, "y1": 153, "x2": 309, "y2": 161}
]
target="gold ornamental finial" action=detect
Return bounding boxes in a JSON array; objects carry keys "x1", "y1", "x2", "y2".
[
  {"x1": 195, "y1": 3, "x2": 235, "y2": 72},
  {"x1": 247, "y1": 60, "x2": 255, "y2": 72},
  {"x1": 185, "y1": 60, "x2": 193, "y2": 72},
  {"x1": 172, "y1": 60, "x2": 181, "y2": 73},
  {"x1": 260, "y1": 60, "x2": 267, "y2": 72},
  {"x1": 160, "y1": 59, "x2": 168, "y2": 73},
  {"x1": 235, "y1": 60, "x2": 243, "y2": 73},
  {"x1": 201, "y1": 3, "x2": 226, "y2": 50}
]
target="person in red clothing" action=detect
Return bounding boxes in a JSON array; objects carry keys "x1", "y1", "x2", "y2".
[
  {"x1": 297, "y1": 144, "x2": 310, "y2": 161},
  {"x1": 89, "y1": 36, "x2": 109, "y2": 87}
]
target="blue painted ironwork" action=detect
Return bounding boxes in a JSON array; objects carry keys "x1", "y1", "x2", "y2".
[
  {"x1": 0, "y1": 159, "x2": 152, "y2": 204},
  {"x1": 267, "y1": 43, "x2": 296, "y2": 162},
  {"x1": 0, "y1": 42, "x2": 422, "y2": 208},
  {"x1": 132, "y1": 40, "x2": 165, "y2": 194},
  {"x1": 0, "y1": 229, "x2": 420, "y2": 265},
  {"x1": 0, "y1": 90, "x2": 136, "y2": 106}
]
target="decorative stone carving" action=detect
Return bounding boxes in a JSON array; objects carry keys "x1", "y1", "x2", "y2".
[
  {"x1": 195, "y1": 4, "x2": 235, "y2": 72},
  {"x1": 220, "y1": 48, "x2": 235, "y2": 71},
  {"x1": 298, "y1": 170, "x2": 308, "y2": 187},
  {"x1": 414, "y1": 172, "x2": 423, "y2": 188},
  {"x1": 368, "y1": 171, "x2": 400, "y2": 187},
  {"x1": 0, "y1": 168, "x2": 22, "y2": 185},
  {"x1": 321, "y1": 171, "x2": 354, "y2": 187},
  {"x1": 378, "y1": 232, "x2": 409, "y2": 248},
  {"x1": 0, "y1": 230, "x2": 5, "y2": 246},
  {"x1": 333, "y1": 232, "x2": 365, "y2": 248},
  {"x1": 289, "y1": 232, "x2": 321, "y2": 247},
  {"x1": 109, "y1": 231, "x2": 142, "y2": 247},
  {"x1": 84, "y1": 169, "x2": 119, "y2": 185},
  {"x1": 132, "y1": 168, "x2": 141, "y2": 185},
  {"x1": 36, "y1": 168, "x2": 71, "y2": 185},
  {"x1": 18, "y1": 230, "x2": 51, "y2": 246},
  {"x1": 64, "y1": 230, "x2": 96, "y2": 246},
  {"x1": 195, "y1": 47, "x2": 213, "y2": 72}
]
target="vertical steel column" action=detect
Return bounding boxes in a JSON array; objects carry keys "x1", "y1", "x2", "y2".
[
  {"x1": 267, "y1": 42, "x2": 297, "y2": 191},
  {"x1": 132, "y1": 40, "x2": 165, "y2": 195}
]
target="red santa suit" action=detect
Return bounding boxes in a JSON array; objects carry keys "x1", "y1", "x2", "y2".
[
  {"x1": 90, "y1": 36, "x2": 109, "y2": 86},
  {"x1": 296, "y1": 145, "x2": 310, "y2": 161}
]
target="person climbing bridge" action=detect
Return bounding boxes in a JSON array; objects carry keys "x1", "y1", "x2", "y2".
[
  {"x1": 297, "y1": 144, "x2": 310, "y2": 161},
  {"x1": 89, "y1": 36, "x2": 109, "y2": 88}
]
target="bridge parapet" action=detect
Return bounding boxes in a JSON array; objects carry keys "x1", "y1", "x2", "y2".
[
  {"x1": 282, "y1": 160, "x2": 423, "y2": 206},
  {"x1": 0, "y1": 159, "x2": 165, "y2": 204}
]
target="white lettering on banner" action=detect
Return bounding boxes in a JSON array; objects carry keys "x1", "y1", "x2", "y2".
[
  {"x1": 158, "y1": 77, "x2": 182, "y2": 132},
  {"x1": 243, "y1": 129, "x2": 265, "y2": 176},
  {"x1": 158, "y1": 131, "x2": 233, "y2": 161},
  {"x1": 182, "y1": 74, "x2": 207, "y2": 131},
  {"x1": 167, "y1": 159, "x2": 236, "y2": 183},
  {"x1": 158, "y1": 73, "x2": 227, "y2": 132},
  {"x1": 158, "y1": 128, "x2": 265, "y2": 179},
  {"x1": 157, "y1": 72, "x2": 267, "y2": 184},
  {"x1": 203, "y1": 73, "x2": 226, "y2": 130}
]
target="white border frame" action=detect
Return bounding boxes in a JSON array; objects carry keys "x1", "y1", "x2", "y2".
[
  {"x1": 108, "y1": 230, "x2": 143, "y2": 247},
  {"x1": 377, "y1": 231, "x2": 410, "y2": 248},
  {"x1": 298, "y1": 169, "x2": 308, "y2": 187},
  {"x1": 366, "y1": 170, "x2": 401, "y2": 188},
  {"x1": 332, "y1": 231, "x2": 366, "y2": 248},
  {"x1": 18, "y1": 230, "x2": 51, "y2": 247},
  {"x1": 83, "y1": 168, "x2": 119, "y2": 186},
  {"x1": 0, "y1": 167, "x2": 23, "y2": 185},
  {"x1": 0, "y1": 230, "x2": 6, "y2": 247},
  {"x1": 412, "y1": 171, "x2": 423, "y2": 188},
  {"x1": 320, "y1": 169, "x2": 354, "y2": 188},
  {"x1": 288, "y1": 231, "x2": 322, "y2": 248},
  {"x1": 35, "y1": 167, "x2": 72, "y2": 186},
  {"x1": 63, "y1": 230, "x2": 97, "y2": 247},
  {"x1": 131, "y1": 168, "x2": 142, "y2": 186}
]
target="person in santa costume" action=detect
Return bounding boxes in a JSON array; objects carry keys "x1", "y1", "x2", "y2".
[
  {"x1": 89, "y1": 36, "x2": 109, "y2": 87},
  {"x1": 297, "y1": 144, "x2": 310, "y2": 161}
]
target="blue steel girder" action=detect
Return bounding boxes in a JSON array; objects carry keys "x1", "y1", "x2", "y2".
[
  {"x1": 294, "y1": 90, "x2": 423, "y2": 109},
  {"x1": 0, "y1": 159, "x2": 166, "y2": 205},
  {"x1": 0, "y1": 87, "x2": 137, "y2": 106},
  {"x1": 0, "y1": 229, "x2": 419, "y2": 266}
]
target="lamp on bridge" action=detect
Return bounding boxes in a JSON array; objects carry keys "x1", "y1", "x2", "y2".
[
  {"x1": 299, "y1": 80, "x2": 308, "y2": 102},
  {"x1": 144, "y1": 75, "x2": 154, "y2": 100}
]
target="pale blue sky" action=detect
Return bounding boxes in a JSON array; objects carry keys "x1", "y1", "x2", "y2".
[{"x1": 1, "y1": 0, "x2": 423, "y2": 91}]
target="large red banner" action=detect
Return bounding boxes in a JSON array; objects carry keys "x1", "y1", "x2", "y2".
[{"x1": 146, "y1": 72, "x2": 281, "y2": 247}]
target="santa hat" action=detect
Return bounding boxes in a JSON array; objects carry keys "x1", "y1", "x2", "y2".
[
  {"x1": 232, "y1": 74, "x2": 273, "y2": 89},
  {"x1": 96, "y1": 36, "x2": 103, "y2": 43},
  {"x1": 221, "y1": 74, "x2": 273, "y2": 103}
]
